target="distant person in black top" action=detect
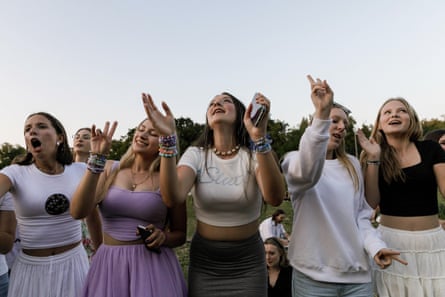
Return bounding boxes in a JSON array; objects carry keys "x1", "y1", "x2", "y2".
[{"x1": 264, "y1": 237, "x2": 291, "y2": 297}]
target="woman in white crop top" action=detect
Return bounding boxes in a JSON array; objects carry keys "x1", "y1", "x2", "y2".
[
  {"x1": 0, "y1": 112, "x2": 109, "y2": 297},
  {"x1": 142, "y1": 92, "x2": 286, "y2": 297}
]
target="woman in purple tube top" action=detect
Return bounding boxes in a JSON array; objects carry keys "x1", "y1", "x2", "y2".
[{"x1": 70, "y1": 118, "x2": 187, "y2": 297}]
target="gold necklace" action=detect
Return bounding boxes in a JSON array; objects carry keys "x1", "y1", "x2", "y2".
[
  {"x1": 131, "y1": 170, "x2": 150, "y2": 190},
  {"x1": 213, "y1": 145, "x2": 240, "y2": 156}
]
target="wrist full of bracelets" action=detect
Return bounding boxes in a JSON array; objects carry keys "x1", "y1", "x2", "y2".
[
  {"x1": 159, "y1": 134, "x2": 178, "y2": 158},
  {"x1": 87, "y1": 153, "x2": 107, "y2": 174},
  {"x1": 252, "y1": 136, "x2": 272, "y2": 154}
]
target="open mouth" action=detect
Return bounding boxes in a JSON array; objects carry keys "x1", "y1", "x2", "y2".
[{"x1": 30, "y1": 138, "x2": 41, "y2": 148}]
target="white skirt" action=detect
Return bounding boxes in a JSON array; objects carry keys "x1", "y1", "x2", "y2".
[
  {"x1": 8, "y1": 244, "x2": 89, "y2": 297},
  {"x1": 375, "y1": 225, "x2": 445, "y2": 297}
]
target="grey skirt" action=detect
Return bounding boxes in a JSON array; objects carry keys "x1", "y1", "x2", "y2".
[{"x1": 188, "y1": 231, "x2": 267, "y2": 297}]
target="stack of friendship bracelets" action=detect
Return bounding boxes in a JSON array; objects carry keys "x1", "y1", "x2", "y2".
[
  {"x1": 159, "y1": 134, "x2": 178, "y2": 158},
  {"x1": 252, "y1": 136, "x2": 272, "y2": 154},
  {"x1": 87, "y1": 153, "x2": 107, "y2": 174}
]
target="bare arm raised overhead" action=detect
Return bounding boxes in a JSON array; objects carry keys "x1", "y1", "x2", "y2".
[{"x1": 70, "y1": 121, "x2": 118, "y2": 219}]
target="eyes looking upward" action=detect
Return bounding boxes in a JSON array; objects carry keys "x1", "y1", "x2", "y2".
[{"x1": 207, "y1": 96, "x2": 234, "y2": 110}]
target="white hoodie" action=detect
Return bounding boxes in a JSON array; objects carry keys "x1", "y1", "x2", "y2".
[{"x1": 281, "y1": 118, "x2": 386, "y2": 283}]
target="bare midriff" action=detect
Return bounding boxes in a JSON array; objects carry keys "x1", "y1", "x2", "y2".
[
  {"x1": 380, "y1": 214, "x2": 440, "y2": 231},
  {"x1": 197, "y1": 219, "x2": 259, "y2": 241},
  {"x1": 23, "y1": 241, "x2": 81, "y2": 257},
  {"x1": 103, "y1": 232, "x2": 144, "y2": 246}
]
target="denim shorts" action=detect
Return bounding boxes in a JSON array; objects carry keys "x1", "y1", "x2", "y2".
[{"x1": 292, "y1": 268, "x2": 373, "y2": 297}]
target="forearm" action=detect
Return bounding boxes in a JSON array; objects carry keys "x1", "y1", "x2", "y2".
[
  {"x1": 0, "y1": 210, "x2": 16, "y2": 254},
  {"x1": 85, "y1": 208, "x2": 103, "y2": 249},
  {"x1": 163, "y1": 229, "x2": 186, "y2": 248},
  {"x1": 71, "y1": 171, "x2": 101, "y2": 219},
  {"x1": 0, "y1": 233, "x2": 14, "y2": 254},
  {"x1": 364, "y1": 165, "x2": 381, "y2": 209},
  {"x1": 159, "y1": 158, "x2": 182, "y2": 208},
  {"x1": 256, "y1": 151, "x2": 285, "y2": 206}
]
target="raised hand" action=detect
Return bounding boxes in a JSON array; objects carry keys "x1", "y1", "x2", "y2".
[
  {"x1": 142, "y1": 93, "x2": 176, "y2": 136},
  {"x1": 373, "y1": 248, "x2": 408, "y2": 269},
  {"x1": 244, "y1": 92, "x2": 270, "y2": 140},
  {"x1": 90, "y1": 121, "x2": 118, "y2": 155},
  {"x1": 356, "y1": 129, "x2": 381, "y2": 160},
  {"x1": 307, "y1": 74, "x2": 333, "y2": 120}
]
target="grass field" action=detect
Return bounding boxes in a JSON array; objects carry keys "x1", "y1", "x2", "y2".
[{"x1": 174, "y1": 196, "x2": 293, "y2": 279}]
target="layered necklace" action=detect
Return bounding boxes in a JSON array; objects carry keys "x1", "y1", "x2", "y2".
[
  {"x1": 130, "y1": 170, "x2": 151, "y2": 190},
  {"x1": 213, "y1": 145, "x2": 241, "y2": 156}
]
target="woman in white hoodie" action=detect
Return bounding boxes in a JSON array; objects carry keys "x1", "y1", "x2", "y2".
[{"x1": 281, "y1": 75, "x2": 407, "y2": 297}]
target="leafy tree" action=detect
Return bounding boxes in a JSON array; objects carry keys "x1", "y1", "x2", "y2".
[
  {"x1": 108, "y1": 128, "x2": 135, "y2": 160},
  {"x1": 267, "y1": 118, "x2": 289, "y2": 160},
  {"x1": 175, "y1": 117, "x2": 204, "y2": 154},
  {"x1": 422, "y1": 117, "x2": 445, "y2": 136},
  {"x1": 0, "y1": 143, "x2": 26, "y2": 169}
]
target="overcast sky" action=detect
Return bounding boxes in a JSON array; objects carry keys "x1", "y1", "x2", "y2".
[{"x1": 1, "y1": 0, "x2": 444, "y2": 146}]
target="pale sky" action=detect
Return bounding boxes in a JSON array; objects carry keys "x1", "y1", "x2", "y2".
[{"x1": 1, "y1": 0, "x2": 444, "y2": 146}]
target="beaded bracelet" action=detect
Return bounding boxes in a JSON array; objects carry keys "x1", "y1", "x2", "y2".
[
  {"x1": 159, "y1": 146, "x2": 178, "y2": 158},
  {"x1": 159, "y1": 134, "x2": 178, "y2": 158},
  {"x1": 366, "y1": 160, "x2": 381, "y2": 166},
  {"x1": 87, "y1": 153, "x2": 107, "y2": 174},
  {"x1": 159, "y1": 134, "x2": 177, "y2": 148}
]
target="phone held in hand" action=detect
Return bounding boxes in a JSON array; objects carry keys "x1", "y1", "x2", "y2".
[
  {"x1": 250, "y1": 93, "x2": 266, "y2": 127},
  {"x1": 137, "y1": 225, "x2": 161, "y2": 254}
]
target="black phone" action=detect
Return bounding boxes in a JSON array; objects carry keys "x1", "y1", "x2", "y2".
[
  {"x1": 137, "y1": 225, "x2": 161, "y2": 254},
  {"x1": 250, "y1": 94, "x2": 266, "y2": 127}
]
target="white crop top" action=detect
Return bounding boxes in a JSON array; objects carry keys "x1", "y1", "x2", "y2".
[
  {"x1": 1, "y1": 163, "x2": 86, "y2": 249},
  {"x1": 178, "y1": 146, "x2": 262, "y2": 227}
]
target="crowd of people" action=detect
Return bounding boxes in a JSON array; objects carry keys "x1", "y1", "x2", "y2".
[{"x1": 0, "y1": 75, "x2": 444, "y2": 297}]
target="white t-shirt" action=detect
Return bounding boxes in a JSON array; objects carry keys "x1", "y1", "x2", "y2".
[
  {"x1": 259, "y1": 217, "x2": 286, "y2": 241},
  {"x1": 1, "y1": 163, "x2": 86, "y2": 249},
  {"x1": 178, "y1": 146, "x2": 262, "y2": 227}
]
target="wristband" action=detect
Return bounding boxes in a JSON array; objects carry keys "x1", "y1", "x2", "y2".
[{"x1": 366, "y1": 160, "x2": 381, "y2": 166}]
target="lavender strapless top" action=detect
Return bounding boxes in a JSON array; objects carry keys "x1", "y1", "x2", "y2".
[{"x1": 99, "y1": 186, "x2": 168, "y2": 241}]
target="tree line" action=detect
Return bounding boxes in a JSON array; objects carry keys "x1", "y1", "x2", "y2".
[{"x1": 1, "y1": 115, "x2": 445, "y2": 169}]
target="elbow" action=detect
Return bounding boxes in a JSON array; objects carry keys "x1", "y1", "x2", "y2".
[{"x1": 70, "y1": 208, "x2": 87, "y2": 220}]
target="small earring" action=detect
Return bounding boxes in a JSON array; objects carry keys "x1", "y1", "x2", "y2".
[{"x1": 56, "y1": 141, "x2": 61, "y2": 146}]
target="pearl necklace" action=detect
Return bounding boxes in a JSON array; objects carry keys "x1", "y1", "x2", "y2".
[{"x1": 213, "y1": 145, "x2": 241, "y2": 156}]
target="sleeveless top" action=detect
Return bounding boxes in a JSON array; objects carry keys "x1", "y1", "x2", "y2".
[{"x1": 99, "y1": 186, "x2": 167, "y2": 241}]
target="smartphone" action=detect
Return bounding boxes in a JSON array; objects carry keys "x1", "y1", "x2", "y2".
[
  {"x1": 250, "y1": 93, "x2": 266, "y2": 127},
  {"x1": 137, "y1": 225, "x2": 161, "y2": 254}
]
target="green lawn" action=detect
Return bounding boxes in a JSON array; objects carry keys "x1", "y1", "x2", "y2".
[{"x1": 175, "y1": 196, "x2": 294, "y2": 280}]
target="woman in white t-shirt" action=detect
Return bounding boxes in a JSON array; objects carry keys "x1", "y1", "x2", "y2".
[
  {"x1": 0, "y1": 112, "x2": 111, "y2": 297},
  {"x1": 142, "y1": 92, "x2": 286, "y2": 297}
]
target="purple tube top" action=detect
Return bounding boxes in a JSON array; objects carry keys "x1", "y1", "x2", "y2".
[{"x1": 99, "y1": 186, "x2": 168, "y2": 241}]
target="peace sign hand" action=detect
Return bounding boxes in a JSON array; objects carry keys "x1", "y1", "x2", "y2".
[{"x1": 90, "y1": 121, "x2": 118, "y2": 156}]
